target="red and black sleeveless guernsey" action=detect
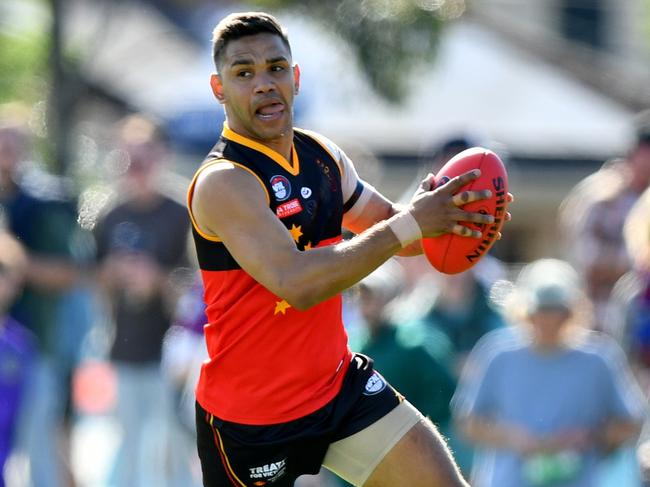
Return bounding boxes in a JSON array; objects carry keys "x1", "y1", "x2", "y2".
[{"x1": 187, "y1": 124, "x2": 365, "y2": 425}]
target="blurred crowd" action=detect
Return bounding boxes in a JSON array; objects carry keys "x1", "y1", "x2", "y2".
[{"x1": 1, "y1": 101, "x2": 650, "y2": 487}]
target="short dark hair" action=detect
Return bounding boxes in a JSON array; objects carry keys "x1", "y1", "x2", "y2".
[{"x1": 211, "y1": 12, "x2": 291, "y2": 72}]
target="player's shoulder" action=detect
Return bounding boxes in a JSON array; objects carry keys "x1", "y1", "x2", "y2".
[
  {"x1": 193, "y1": 157, "x2": 269, "y2": 204},
  {"x1": 295, "y1": 127, "x2": 345, "y2": 160},
  {"x1": 196, "y1": 158, "x2": 252, "y2": 184}
]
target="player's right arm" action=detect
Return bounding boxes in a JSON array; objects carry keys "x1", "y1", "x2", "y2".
[{"x1": 191, "y1": 161, "x2": 492, "y2": 310}]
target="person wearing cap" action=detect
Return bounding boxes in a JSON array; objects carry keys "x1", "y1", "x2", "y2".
[
  {"x1": 451, "y1": 258, "x2": 646, "y2": 487},
  {"x1": 559, "y1": 110, "x2": 650, "y2": 332}
]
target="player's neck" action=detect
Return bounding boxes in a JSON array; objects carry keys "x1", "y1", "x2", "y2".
[
  {"x1": 262, "y1": 131, "x2": 293, "y2": 162},
  {"x1": 225, "y1": 122, "x2": 294, "y2": 162}
]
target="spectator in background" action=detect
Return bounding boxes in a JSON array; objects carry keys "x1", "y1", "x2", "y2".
[
  {"x1": 453, "y1": 258, "x2": 646, "y2": 487},
  {"x1": 0, "y1": 231, "x2": 35, "y2": 487},
  {"x1": 323, "y1": 260, "x2": 458, "y2": 487},
  {"x1": 418, "y1": 269, "x2": 506, "y2": 375},
  {"x1": 93, "y1": 114, "x2": 191, "y2": 487},
  {"x1": 389, "y1": 260, "x2": 507, "y2": 477},
  {"x1": 431, "y1": 136, "x2": 477, "y2": 174},
  {"x1": 162, "y1": 275, "x2": 207, "y2": 435},
  {"x1": 559, "y1": 110, "x2": 650, "y2": 332},
  {"x1": 605, "y1": 187, "x2": 650, "y2": 485},
  {"x1": 390, "y1": 134, "x2": 508, "y2": 476},
  {"x1": 607, "y1": 186, "x2": 650, "y2": 386},
  {"x1": 0, "y1": 103, "x2": 85, "y2": 487},
  {"x1": 397, "y1": 133, "x2": 507, "y2": 372},
  {"x1": 353, "y1": 260, "x2": 457, "y2": 434},
  {"x1": 160, "y1": 275, "x2": 209, "y2": 487}
]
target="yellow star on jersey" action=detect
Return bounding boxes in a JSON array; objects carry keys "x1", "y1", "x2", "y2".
[
  {"x1": 303, "y1": 242, "x2": 312, "y2": 250},
  {"x1": 289, "y1": 224, "x2": 303, "y2": 242},
  {"x1": 274, "y1": 299, "x2": 291, "y2": 315}
]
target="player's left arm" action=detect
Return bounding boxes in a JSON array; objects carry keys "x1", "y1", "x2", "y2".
[
  {"x1": 307, "y1": 131, "x2": 425, "y2": 256},
  {"x1": 343, "y1": 186, "x2": 424, "y2": 256},
  {"x1": 312, "y1": 131, "x2": 511, "y2": 255}
]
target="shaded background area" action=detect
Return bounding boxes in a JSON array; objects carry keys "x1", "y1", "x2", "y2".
[{"x1": 4, "y1": 0, "x2": 650, "y2": 261}]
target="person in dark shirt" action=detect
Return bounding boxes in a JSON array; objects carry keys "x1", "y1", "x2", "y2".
[
  {"x1": 93, "y1": 114, "x2": 190, "y2": 487},
  {"x1": 0, "y1": 103, "x2": 83, "y2": 487},
  {"x1": 354, "y1": 262, "x2": 457, "y2": 431}
]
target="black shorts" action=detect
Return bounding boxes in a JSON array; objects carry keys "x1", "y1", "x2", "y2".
[{"x1": 195, "y1": 353, "x2": 402, "y2": 487}]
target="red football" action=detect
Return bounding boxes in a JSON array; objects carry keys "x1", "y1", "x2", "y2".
[{"x1": 422, "y1": 147, "x2": 508, "y2": 274}]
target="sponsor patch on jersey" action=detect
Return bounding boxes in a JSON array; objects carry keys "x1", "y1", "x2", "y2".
[
  {"x1": 249, "y1": 458, "x2": 287, "y2": 483},
  {"x1": 300, "y1": 186, "x2": 312, "y2": 199},
  {"x1": 270, "y1": 175, "x2": 291, "y2": 201},
  {"x1": 276, "y1": 198, "x2": 303, "y2": 219},
  {"x1": 363, "y1": 371, "x2": 387, "y2": 396}
]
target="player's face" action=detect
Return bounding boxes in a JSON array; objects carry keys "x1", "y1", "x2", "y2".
[{"x1": 211, "y1": 33, "x2": 299, "y2": 143}]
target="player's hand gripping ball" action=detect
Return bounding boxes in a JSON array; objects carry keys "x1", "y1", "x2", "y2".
[{"x1": 422, "y1": 147, "x2": 509, "y2": 274}]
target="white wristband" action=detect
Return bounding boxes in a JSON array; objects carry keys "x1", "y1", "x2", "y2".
[{"x1": 388, "y1": 212, "x2": 422, "y2": 248}]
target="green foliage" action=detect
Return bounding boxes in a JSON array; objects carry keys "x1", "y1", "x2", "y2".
[
  {"x1": 0, "y1": 30, "x2": 49, "y2": 104},
  {"x1": 252, "y1": 0, "x2": 463, "y2": 103}
]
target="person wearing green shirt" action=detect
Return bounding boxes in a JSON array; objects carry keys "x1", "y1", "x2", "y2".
[{"x1": 353, "y1": 262, "x2": 457, "y2": 431}]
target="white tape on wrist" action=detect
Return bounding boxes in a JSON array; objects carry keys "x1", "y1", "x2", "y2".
[{"x1": 388, "y1": 212, "x2": 422, "y2": 248}]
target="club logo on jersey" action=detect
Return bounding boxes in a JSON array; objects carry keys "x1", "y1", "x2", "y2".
[
  {"x1": 249, "y1": 458, "x2": 287, "y2": 483},
  {"x1": 363, "y1": 372, "x2": 387, "y2": 396},
  {"x1": 275, "y1": 198, "x2": 303, "y2": 219},
  {"x1": 270, "y1": 175, "x2": 291, "y2": 201},
  {"x1": 301, "y1": 187, "x2": 312, "y2": 199}
]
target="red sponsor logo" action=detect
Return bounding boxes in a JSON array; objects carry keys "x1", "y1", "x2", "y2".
[{"x1": 276, "y1": 198, "x2": 303, "y2": 218}]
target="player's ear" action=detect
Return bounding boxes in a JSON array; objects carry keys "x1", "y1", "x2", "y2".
[
  {"x1": 293, "y1": 64, "x2": 301, "y2": 95},
  {"x1": 210, "y1": 73, "x2": 226, "y2": 104}
]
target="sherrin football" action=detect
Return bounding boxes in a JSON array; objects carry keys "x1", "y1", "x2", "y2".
[{"x1": 422, "y1": 147, "x2": 508, "y2": 274}]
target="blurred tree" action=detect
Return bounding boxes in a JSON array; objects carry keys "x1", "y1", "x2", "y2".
[
  {"x1": 0, "y1": 31, "x2": 48, "y2": 105},
  {"x1": 0, "y1": 0, "x2": 75, "y2": 175},
  {"x1": 0, "y1": 1, "x2": 51, "y2": 169},
  {"x1": 49, "y1": 0, "x2": 74, "y2": 175},
  {"x1": 253, "y1": 0, "x2": 466, "y2": 103}
]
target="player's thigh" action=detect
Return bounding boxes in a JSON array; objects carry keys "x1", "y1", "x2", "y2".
[{"x1": 363, "y1": 418, "x2": 468, "y2": 487}]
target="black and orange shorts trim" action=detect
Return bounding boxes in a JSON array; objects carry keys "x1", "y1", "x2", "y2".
[{"x1": 195, "y1": 353, "x2": 402, "y2": 487}]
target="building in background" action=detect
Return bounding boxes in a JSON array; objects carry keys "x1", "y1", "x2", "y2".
[{"x1": 3, "y1": 0, "x2": 650, "y2": 261}]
